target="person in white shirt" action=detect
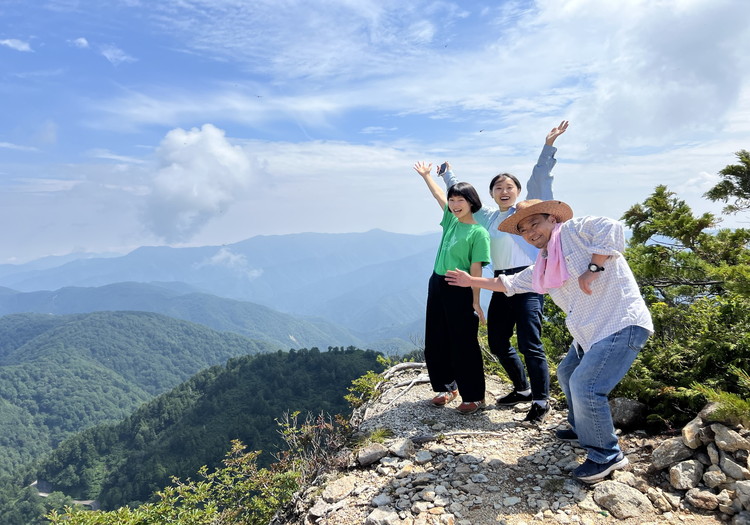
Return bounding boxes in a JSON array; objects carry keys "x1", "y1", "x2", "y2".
[{"x1": 445, "y1": 199, "x2": 653, "y2": 483}]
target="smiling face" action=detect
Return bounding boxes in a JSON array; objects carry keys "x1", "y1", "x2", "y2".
[
  {"x1": 448, "y1": 195, "x2": 473, "y2": 222},
  {"x1": 491, "y1": 176, "x2": 521, "y2": 211},
  {"x1": 516, "y1": 213, "x2": 557, "y2": 249}
]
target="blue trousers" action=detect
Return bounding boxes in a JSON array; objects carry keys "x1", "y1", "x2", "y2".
[{"x1": 556, "y1": 325, "x2": 650, "y2": 463}]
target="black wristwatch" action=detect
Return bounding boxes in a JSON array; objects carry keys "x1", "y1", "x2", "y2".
[{"x1": 588, "y1": 263, "x2": 605, "y2": 273}]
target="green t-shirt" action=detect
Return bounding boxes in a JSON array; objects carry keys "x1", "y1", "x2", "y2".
[{"x1": 433, "y1": 204, "x2": 491, "y2": 275}]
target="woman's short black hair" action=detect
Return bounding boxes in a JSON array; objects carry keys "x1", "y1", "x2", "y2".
[
  {"x1": 447, "y1": 182, "x2": 483, "y2": 213},
  {"x1": 489, "y1": 172, "x2": 522, "y2": 194}
]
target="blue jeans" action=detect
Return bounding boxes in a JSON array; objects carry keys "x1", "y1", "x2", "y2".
[
  {"x1": 488, "y1": 287, "x2": 548, "y2": 400},
  {"x1": 556, "y1": 325, "x2": 650, "y2": 464}
]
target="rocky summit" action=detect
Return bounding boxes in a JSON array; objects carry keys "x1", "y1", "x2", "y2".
[{"x1": 273, "y1": 363, "x2": 749, "y2": 525}]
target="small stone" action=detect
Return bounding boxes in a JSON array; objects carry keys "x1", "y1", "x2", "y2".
[
  {"x1": 389, "y1": 438, "x2": 416, "y2": 458},
  {"x1": 669, "y1": 459, "x2": 703, "y2": 490},
  {"x1": 592, "y1": 481, "x2": 653, "y2": 519},
  {"x1": 712, "y1": 423, "x2": 750, "y2": 452},
  {"x1": 359, "y1": 443, "x2": 389, "y2": 466},
  {"x1": 685, "y1": 487, "x2": 719, "y2": 510},
  {"x1": 652, "y1": 437, "x2": 694, "y2": 470}
]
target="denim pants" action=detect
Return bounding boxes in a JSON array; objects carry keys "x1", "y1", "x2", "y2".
[
  {"x1": 488, "y1": 287, "x2": 548, "y2": 400},
  {"x1": 556, "y1": 325, "x2": 650, "y2": 464},
  {"x1": 424, "y1": 273, "x2": 485, "y2": 402}
]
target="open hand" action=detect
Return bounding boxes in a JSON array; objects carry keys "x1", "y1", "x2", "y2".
[
  {"x1": 445, "y1": 269, "x2": 472, "y2": 287},
  {"x1": 413, "y1": 161, "x2": 433, "y2": 178},
  {"x1": 546, "y1": 120, "x2": 569, "y2": 146}
]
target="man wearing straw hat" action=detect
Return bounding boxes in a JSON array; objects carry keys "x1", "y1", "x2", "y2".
[{"x1": 445, "y1": 199, "x2": 653, "y2": 483}]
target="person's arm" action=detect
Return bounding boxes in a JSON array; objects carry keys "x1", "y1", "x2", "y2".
[
  {"x1": 578, "y1": 253, "x2": 610, "y2": 295},
  {"x1": 439, "y1": 161, "x2": 458, "y2": 190},
  {"x1": 446, "y1": 269, "x2": 507, "y2": 293},
  {"x1": 469, "y1": 262, "x2": 485, "y2": 323},
  {"x1": 413, "y1": 161, "x2": 447, "y2": 209},
  {"x1": 440, "y1": 161, "x2": 495, "y2": 227},
  {"x1": 526, "y1": 120, "x2": 569, "y2": 200}
]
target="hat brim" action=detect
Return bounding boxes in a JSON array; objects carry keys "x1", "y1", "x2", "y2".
[{"x1": 498, "y1": 200, "x2": 574, "y2": 234}]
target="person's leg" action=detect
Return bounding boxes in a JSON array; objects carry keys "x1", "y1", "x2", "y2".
[
  {"x1": 556, "y1": 343, "x2": 582, "y2": 428},
  {"x1": 424, "y1": 273, "x2": 455, "y2": 393},
  {"x1": 443, "y1": 280, "x2": 485, "y2": 403},
  {"x1": 487, "y1": 291, "x2": 529, "y2": 394},
  {"x1": 514, "y1": 292, "x2": 549, "y2": 401},
  {"x1": 568, "y1": 326, "x2": 650, "y2": 464}
]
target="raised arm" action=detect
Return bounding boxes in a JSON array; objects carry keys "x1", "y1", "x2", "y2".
[
  {"x1": 414, "y1": 161, "x2": 447, "y2": 209},
  {"x1": 526, "y1": 120, "x2": 569, "y2": 200},
  {"x1": 438, "y1": 161, "x2": 458, "y2": 191}
]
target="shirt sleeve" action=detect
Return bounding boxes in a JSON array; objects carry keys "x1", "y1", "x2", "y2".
[
  {"x1": 441, "y1": 168, "x2": 495, "y2": 227},
  {"x1": 571, "y1": 216, "x2": 626, "y2": 256},
  {"x1": 470, "y1": 228, "x2": 491, "y2": 266},
  {"x1": 525, "y1": 144, "x2": 557, "y2": 201},
  {"x1": 498, "y1": 267, "x2": 535, "y2": 296}
]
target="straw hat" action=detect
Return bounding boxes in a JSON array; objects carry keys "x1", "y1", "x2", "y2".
[{"x1": 498, "y1": 199, "x2": 574, "y2": 234}]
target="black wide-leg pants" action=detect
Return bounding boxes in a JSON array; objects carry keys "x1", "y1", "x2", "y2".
[{"x1": 424, "y1": 272, "x2": 485, "y2": 402}]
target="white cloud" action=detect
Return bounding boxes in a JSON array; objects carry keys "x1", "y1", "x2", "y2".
[
  {"x1": 0, "y1": 142, "x2": 38, "y2": 152},
  {"x1": 142, "y1": 123, "x2": 256, "y2": 242},
  {"x1": 0, "y1": 39, "x2": 32, "y2": 52},
  {"x1": 70, "y1": 37, "x2": 89, "y2": 48},
  {"x1": 88, "y1": 149, "x2": 145, "y2": 164},
  {"x1": 196, "y1": 247, "x2": 263, "y2": 279},
  {"x1": 100, "y1": 44, "x2": 136, "y2": 65}
]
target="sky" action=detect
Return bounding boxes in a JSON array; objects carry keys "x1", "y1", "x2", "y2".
[{"x1": 1, "y1": 0, "x2": 750, "y2": 264}]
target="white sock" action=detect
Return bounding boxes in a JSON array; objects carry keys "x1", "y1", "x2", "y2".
[{"x1": 517, "y1": 389, "x2": 531, "y2": 396}]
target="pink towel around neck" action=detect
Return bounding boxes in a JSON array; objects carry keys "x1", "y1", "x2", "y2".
[{"x1": 532, "y1": 223, "x2": 569, "y2": 293}]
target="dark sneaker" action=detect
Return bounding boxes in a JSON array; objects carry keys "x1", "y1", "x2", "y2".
[
  {"x1": 456, "y1": 400, "x2": 485, "y2": 415},
  {"x1": 431, "y1": 390, "x2": 458, "y2": 407},
  {"x1": 573, "y1": 453, "x2": 629, "y2": 483},
  {"x1": 523, "y1": 402, "x2": 551, "y2": 423},
  {"x1": 496, "y1": 391, "x2": 532, "y2": 406},
  {"x1": 555, "y1": 428, "x2": 579, "y2": 442}
]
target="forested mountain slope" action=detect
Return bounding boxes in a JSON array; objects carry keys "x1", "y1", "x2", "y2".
[
  {"x1": 35, "y1": 348, "x2": 384, "y2": 510},
  {"x1": 0, "y1": 311, "x2": 276, "y2": 477}
]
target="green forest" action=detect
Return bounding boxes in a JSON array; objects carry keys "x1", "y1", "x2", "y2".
[
  {"x1": 0, "y1": 311, "x2": 275, "y2": 479},
  {"x1": 0, "y1": 345, "x2": 384, "y2": 524}
]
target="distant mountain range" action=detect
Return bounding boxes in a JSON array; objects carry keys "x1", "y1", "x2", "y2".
[
  {"x1": 0, "y1": 282, "x2": 367, "y2": 351},
  {"x1": 0, "y1": 230, "x2": 442, "y2": 346}
]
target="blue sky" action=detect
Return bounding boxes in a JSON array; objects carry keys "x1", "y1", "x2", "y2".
[{"x1": 1, "y1": 0, "x2": 749, "y2": 263}]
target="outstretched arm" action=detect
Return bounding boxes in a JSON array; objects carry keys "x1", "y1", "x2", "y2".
[
  {"x1": 445, "y1": 269, "x2": 508, "y2": 293},
  {"x1": 527, "y1": 120, "x2": 569, "y2": 200},
  {"x1": 414, "y1": 161, "x2": 447, "y2": 209}
]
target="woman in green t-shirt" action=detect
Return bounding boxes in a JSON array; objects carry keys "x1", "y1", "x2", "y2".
[{"x1": 414, "y1": 161, "x2": 491, "y2": 414}]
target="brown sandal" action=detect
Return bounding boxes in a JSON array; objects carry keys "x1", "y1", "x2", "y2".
[
  {"x1": 456, "y1": 400, "x2": 485, "y2": 414},
  {"x1": 431, "y1": 390, "x2": 458, "y2": 406}
]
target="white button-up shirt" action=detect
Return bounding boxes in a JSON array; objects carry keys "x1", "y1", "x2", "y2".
[{"x1": 499, "y1": 216, "x2": 653, "y2": 352}]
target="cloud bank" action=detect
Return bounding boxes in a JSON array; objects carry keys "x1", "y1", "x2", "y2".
[{"x1": 143, "y1": 124, "x2": 255, "y2": 242}]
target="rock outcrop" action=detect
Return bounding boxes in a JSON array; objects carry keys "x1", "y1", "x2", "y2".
[{"x1": 273, "y1": 363, "x2": 747, "y2": 525}]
